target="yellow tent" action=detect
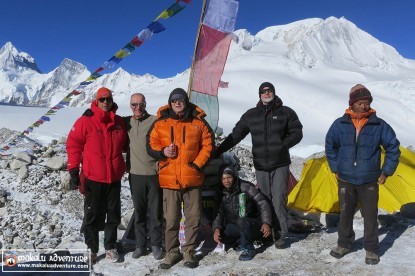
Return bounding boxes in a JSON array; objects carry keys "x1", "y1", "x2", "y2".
[{"x1": 288, "y1": 147, "x2": 415, "y2": 214}]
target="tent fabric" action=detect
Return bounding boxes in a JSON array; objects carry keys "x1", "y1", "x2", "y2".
[
  {"x1": 288, "y1": 157, "x2": 340, "y2": 213},
  {"x1": 288, "y1": 146, "x2": 415, "y2": 214}
]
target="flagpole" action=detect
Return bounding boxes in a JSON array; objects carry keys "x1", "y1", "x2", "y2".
[{"x1": 187, "y1": 0, "x2": 207, "y2": 99}]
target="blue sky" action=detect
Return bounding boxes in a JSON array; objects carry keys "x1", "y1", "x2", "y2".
[{"x1": 1, "y1": 0, "x2": 414, "y2": 78}]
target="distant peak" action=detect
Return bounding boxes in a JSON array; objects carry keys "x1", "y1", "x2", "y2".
[
  {"x1": 0, "y1": 42, "x2": 18, "y2": 55},
  {"x1": 0, "y1": 42, "x2": 41, "y2": 73},
  {"x1": 59, "y1": 58, "x2": 83, "y2": 66},
  {"x1": 3, "y1": 41, "x2": 14, "y2": 48},
  {"x1": 232, "y1": 29, "x2": 259, "y2": 51},
  {"x1": 53, "y1": 58, "x2": 87, "y2": 74}
]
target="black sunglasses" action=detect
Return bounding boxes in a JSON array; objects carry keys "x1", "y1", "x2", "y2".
[
  {"x1": 170, "y1": 99, "x2": 185, "y2": 104},
  {"x1": 131, "y1": 102, "x2": 146, "y2": 107},
  {"x1": 260, "y1": 88, "x2": 273, "y2": 94},
  {"x1": 98, "y1": 97, "x2": 113, "y2": 103}
]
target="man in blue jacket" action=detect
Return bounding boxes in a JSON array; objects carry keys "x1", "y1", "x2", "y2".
[{"x1": 325, "y1": 84, "x2": 400, "y2": 265}]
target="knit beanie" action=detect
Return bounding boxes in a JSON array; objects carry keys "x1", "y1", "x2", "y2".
[
  {"x1": 349, "y1": 84, "x2": 372, "y2": 106},
  {"x1": 258, "y1": 82, "x2": 276, "y2": 97},
  {"x1": 168, "y1": 88, "x2": 189, "y2": 104},
  {"x1": 222, "y1": 166, "x2": 236, "y2": 177},
  {"x1": 95, "y1": 87, "x2": 112, "y2": 101}
]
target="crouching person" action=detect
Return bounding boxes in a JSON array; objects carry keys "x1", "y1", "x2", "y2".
[{"x1": 212, "y1": 166, "x2": 272, "y2": 261}]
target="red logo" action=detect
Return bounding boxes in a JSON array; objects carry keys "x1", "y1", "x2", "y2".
[{"x1": 4, "y1": 254, "x2": 18, "y2": 267}]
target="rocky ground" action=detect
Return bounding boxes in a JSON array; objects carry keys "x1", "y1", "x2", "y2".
[{"x1": 1, "y1": 127, "x2": 414, "y2": 275}]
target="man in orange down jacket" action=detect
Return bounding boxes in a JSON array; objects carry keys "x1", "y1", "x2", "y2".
[
  {"x1": 147, "y1": 88, "x2": 214, "y2": 269},
  {"x1": 66, "y1": 87, "x2": 128, "y2": 264}
]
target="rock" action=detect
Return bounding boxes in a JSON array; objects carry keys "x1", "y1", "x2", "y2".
[
  {"x1": 18, "y1": 165, "x2": 29, "y2": 179},
  {"x1": 48, "y1": 193, "x2": 61, "y2": 205},
  {"x1": 42, "y1": 148, "x2": 55, "y2": 158},
  {"x1": 119, "y1": 208, "x2": 134, "y2": 230},
  {"x1": 10, "y1": 159, "x2": 29, "y2": 170},
  {"x1": 0, "y1": 160, "x2": 8, "y2": 169},
  {"x1": 45, "y1": 156, "x2": 66, "y2": 171},
  {"x1": 13, "y1": 237, "x2": 26, "y2": 249},
  {"x1": 60, "y1": 171, "x2": 71, "y2": 191},
  {"x1": 13, "y1": 152, "x2": 32, "y2": 164},
  {"x1": 48, "y1": 238, "x2": 60, "y2": 248},
  {"x1": 0, "y1": 199, "x2": 6, "y2": 207},
  {"x1": 57, "y1": 137, "x2": 67, "y2": 144},
  {"x1": 51, "y1": 214, "x2": 63, "y2": 223}
]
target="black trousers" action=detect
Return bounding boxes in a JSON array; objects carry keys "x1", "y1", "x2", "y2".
[
  {"x1": 81, "y1": 179, "x2": 121, "y2": 253},
  {"x1": 337, "y1": 179, "x2": 379, "y2": 253},
  {"x1": 129, "y1": 174, "x2": 163, "y2": 248},
  {"x1": 221, "y1": 217, "x2": 262, "y2": 250}
]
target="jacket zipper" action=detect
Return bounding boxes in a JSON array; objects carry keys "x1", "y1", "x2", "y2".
[{"x1": 354, "y1": 118, "x2": 359, "y2": 166}]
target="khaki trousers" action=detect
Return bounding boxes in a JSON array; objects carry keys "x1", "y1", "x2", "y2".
[{"x1": 163, "y1": 187, "x2": 201, "y2": 253}]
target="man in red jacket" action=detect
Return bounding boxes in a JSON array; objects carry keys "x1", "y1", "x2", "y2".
[{"x1": 66, "y1": 87, "x2": 128, "y2": 263}]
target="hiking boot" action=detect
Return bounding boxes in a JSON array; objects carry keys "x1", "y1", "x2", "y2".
[
  {"x1": 238, "y1": 248, "x2": 256, "y2": 261},
  {"x1": 90, "y1": 252, "x2": 97, "y2": 264},
  {"x1": 152, "y1": 246, "x2": 165, "y2": 260},
  {"x1": 365, "y1": 251, "x2": 380, "y2": 265},
  {"x1": 233, "y1": 244, "x2": 243, "y2": 252},
  {"x1": 183, "y1": 249, "x2": 198, "y2": 268},
  {"x1": 274, "y1": 237, "x2": 288, "y2": 249},
  {"x1": 330, "y1": 246, "x2": 350, "y2": 259},
  {"x1": 84, "y1": 251, "x2": 97, "y2": 264},
  {"x1": 158, "y1": 251, "x2": 182, "y2": 269},
  {"x1": 105, "y1": 249, "x2": 119, "y2": 263},
  {"x1": 132, "y1": 247, "x2": 146, "y2": 259}
]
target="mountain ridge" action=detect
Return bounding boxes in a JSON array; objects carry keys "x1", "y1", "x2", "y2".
[
  {"x1": 1, "y1": 17, "x2": 414, "y2": 107},
  {"x1": 0, "y1": 17, "x2": 414, "y2": 147}
]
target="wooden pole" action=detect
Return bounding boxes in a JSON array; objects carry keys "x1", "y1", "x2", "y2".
[{"x1": 187, "y1": 0, "x2": 207, "y2": 100}]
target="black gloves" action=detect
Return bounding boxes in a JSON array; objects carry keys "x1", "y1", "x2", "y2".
[
  {"x1": 69, "y1": 169, "x2": 80, "y2": 190},
  {"x1": 82, "y1": 109, "x2": 94, "y2": 117},
  {"x1": 189, "y1": 162, "x2": 201, "y2": 171}
]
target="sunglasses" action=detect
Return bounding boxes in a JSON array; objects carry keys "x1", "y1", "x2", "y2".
[
  {"x1": 98, "y1": 97, "x2": 113, "y2": 103},
  {"x1": 131, "y1": 102, "x2": 146, "y2": 108},
  {"x1": 170, "y1": 99, "x2": 185, "y2": 104},
  {"x1": 260, "y1": 88, "x2": 273, "y2": 94}
]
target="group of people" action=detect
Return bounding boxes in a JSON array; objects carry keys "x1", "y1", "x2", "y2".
[{"x1": 66, "y1": 81, "x2": 400, "y2": 268}]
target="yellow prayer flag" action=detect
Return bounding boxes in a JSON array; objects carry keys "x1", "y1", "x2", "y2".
[{"x1": 155, "y1": 10, "x2": 169, "y2": 21}]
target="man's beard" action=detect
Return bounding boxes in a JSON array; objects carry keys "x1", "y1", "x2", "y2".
[{"x1": 261, "y1": 94, "x2": 275, "y2": 104}]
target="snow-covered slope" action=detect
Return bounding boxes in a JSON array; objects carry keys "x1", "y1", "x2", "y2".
[{"x1": 0, "y1": 17, "x2": 414, "y2": 147}]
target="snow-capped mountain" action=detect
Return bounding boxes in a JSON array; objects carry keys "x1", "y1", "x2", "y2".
[
  {"x1": 0, "y1": 42, "x2": 40, "y2": 73},
  {"x1": 0, "y1": 17, "x2": 414, "y2": 146},
  {"x1": 0, "y1": 44, "x2": 162, "y2": 107},
  {"x1": 220, "y1": 17, "x2": 415, "y2": 146},
  {"x1": 30, "y1": 59, "x2": 89, "y2": 106},
  {"x1": 256, "y1": 17, "x2": 407, "y2": 70}
]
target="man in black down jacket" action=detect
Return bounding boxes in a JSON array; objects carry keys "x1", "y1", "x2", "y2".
[
  {"x1": 212, "y1": 165, "x2": 272, "y2": 261},
  {"x1": 215, "y1": 81, "x2": 303, "y2": 248}
]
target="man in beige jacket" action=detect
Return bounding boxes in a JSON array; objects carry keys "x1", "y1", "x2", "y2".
[{"x1": 125, "y1": 93, "x2": 164, "y2": 260}]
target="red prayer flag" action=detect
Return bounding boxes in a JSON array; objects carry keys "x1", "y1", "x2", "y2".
[{"x1": 191, "y1": 25, "x2": 232, "y2": 96}]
